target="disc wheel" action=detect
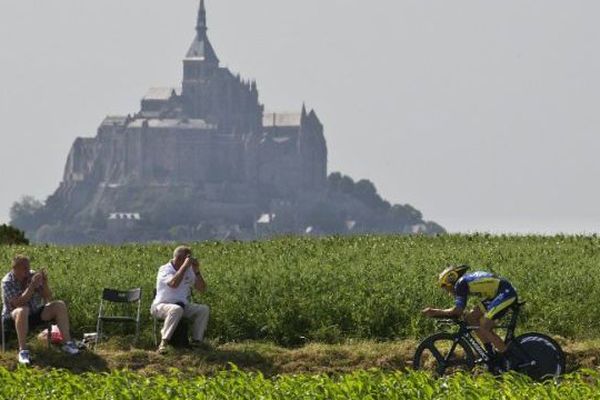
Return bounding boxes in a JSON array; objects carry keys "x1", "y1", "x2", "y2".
[{"x1": 507, "y1": 332, "x2": 565, "y2": 380}]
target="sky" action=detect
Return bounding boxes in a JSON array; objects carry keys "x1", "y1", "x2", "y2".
[{"x1": 0, "y1": 0, "x2": 599, "y2": 234}]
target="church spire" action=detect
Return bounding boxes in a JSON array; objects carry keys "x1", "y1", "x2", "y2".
[
  {"x1": 185, "y1": 0, "x2": 219, "y2": 64},
  {"x1": 196, "y1": 0, "x2": 207, "y2": 37}
]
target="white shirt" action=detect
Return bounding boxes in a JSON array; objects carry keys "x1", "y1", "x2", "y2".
[{"x1": 152, "y1": 262, "x2": 197, "y2": 307}]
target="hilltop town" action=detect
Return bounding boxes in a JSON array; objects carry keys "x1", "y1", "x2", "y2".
[{"x1": 10, "y1": 1, "x2": 444, "y2": 243}]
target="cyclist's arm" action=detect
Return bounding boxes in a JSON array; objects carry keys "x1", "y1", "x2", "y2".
[
  {"x1": 422, "y1": 286, "x2": 467, "y2": 318},
  {"x1": 423, "y1": 306, "x2": 464, "y2": 318}
]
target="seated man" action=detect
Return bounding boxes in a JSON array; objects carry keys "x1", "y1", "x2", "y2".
[
  {"x1": 1, "y1": 255, "x2": 79, "y2": 365},
  {"x1": 422, "y1": 264, "x2": 518, "y2": 364},
  {"x1": 150, "y1": 246, "x2": 210, "y2": 353}
]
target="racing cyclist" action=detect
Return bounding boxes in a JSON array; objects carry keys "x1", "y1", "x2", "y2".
[{"x1": 421, "y1": 264, "x2": 518, "y2": 362}]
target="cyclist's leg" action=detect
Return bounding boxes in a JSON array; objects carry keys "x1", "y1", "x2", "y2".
[
  {"x1": 481, "y1": 291, "x2": 517, "y2": 353},
  {"x1": 466, "y1": 304, "x2": 496, "y2": 352},
  {"x1": 479, "y1": 316, "x2": 505, "y2": 352},
  {"x1": 464, "y1": 306, "x2": 483, "y2": 326}
]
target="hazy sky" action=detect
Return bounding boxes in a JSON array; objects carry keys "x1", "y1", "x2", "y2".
[{"x1": 1, "y1": 0, "x2": 599, "y2": 234}]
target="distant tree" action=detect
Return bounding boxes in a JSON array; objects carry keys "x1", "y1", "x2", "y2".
[
  {"x1": 425, "y1": 221, "x2": 446, "y2": 235},
  {"x1": 0, "y1": 224, "x2": 29, "y2": 245},
  {"x1": 403, "y1": 204, "x2": 423, "y2": 221},
  {"x1": 327, "y1": 172, "x2": 343, "y2": 192},
  {"x1": 389, "y1": 204, "x2": 423, "y2": 226},
  {"x1": 339, "y1": 175, "x2": 355, "y2": 194},
  {"x1": 10, "y1": 196, "x2": 44, "y2": 231},
  {"x1": 354, "y1": 179, "x2": 377, "y2": 198},
  {"x1": 354, "y1": 179, "x2": 390, "y2": 211},
  {"x1": 327, "y1": 173, "x2": 429, "y2": 229}
]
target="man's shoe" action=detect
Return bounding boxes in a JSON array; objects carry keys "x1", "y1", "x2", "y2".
[
  {"x1": 157, "y1": 341, "x2": 172, "y2": 354},
  {"x1": 18, "y1": 350, "x2": 31, "y2": 365},
  {"x1": 62, "y1": 341, "x2": 80, "y2": 355}
]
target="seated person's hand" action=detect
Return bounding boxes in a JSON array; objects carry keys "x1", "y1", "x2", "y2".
[{"x1": 182, "y1": 256, "x2": 194, "y2": 268}]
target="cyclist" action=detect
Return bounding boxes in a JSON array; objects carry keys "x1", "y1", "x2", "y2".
[{"x1": 421, "y1": 264, "x2": 518, "y2": 360}]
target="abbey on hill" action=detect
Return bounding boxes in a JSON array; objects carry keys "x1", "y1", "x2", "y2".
[{"x1": 11, "y1": 1, "x2": 444, "y2": 243}]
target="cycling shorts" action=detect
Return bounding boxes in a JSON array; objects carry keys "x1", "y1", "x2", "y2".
[{"x1": 477, "y1": 280, "x2": 518, "y2": 320}]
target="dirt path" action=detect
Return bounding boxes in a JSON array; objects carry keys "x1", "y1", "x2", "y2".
[{"x1": 0, "y1": 338, "x2": 597, "y2": 376}]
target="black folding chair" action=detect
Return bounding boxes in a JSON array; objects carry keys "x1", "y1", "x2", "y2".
[
  {"x1": 1, "y1": 309, "x2": 51, "y2": 352},
  {"x1": 95, "y1": 288, "x2": 142, "y2": 347}
]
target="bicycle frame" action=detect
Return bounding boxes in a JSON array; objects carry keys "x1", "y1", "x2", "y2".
[
  {"x1": 439, "y1": 301, "x2": 524, "y2": 367},
  {"x1": 459, "y1": 327, "x2": 490, "y2": 363}
]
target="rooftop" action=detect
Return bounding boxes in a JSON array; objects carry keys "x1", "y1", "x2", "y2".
[
  {"x1": 263, "y1": 113, "x2": 302, "y2": 128},
  {"x1": 100, "y1": 116, "x2": 130, "y2": 127},
  {"x1": 128, "y1": 118, "x2": 216, "y2": 130},
  {"x1": 142, "y1": 87, "x2": 179, "y2": 101}
]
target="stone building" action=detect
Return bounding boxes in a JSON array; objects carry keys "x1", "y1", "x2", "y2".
[
  {"x1": 16, "y1": 1, "x2": 443, "y2": 243},
  {"x1": 41, "y1": 0, "x2": 327, "y2": 242}
]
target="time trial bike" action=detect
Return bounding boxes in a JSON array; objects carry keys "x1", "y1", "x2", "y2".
[{"x1": 413, "y1": 301, "x2": 565, "y2": 380}]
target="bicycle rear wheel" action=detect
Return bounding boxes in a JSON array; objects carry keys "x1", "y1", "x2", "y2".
[
  {"x1": 507, "y1": 332, "x2": 565, "y2": 380},
  {"x1": 413, "y1": 332, "x2": 475, "y2": 376}
]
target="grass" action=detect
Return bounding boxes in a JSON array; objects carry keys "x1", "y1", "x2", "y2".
[
  {"x1": 3, "y1": 235, "x2": 600, "y2": 345},
  {"x1": 4, "y1": 235, "x2": 600, "y2": 397},
  {"x1": 0, "y1": 338, "x2": 413, "y2": 376}
]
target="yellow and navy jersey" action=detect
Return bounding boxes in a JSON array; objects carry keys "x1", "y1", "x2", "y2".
[{"x1": 453, "y1": 271, "x2": 516, "y2": 309}]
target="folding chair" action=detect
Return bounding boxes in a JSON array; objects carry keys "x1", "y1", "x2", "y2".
[
  {"x1": 95, "y1": 288, "x2": 142, "y2": 347},
  {"x1": 1, "y1": 310, "x2": 51, "y2": 352}
]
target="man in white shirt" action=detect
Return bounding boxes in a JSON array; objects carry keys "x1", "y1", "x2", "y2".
[{"x1": 150, "y1": 246, "x2": 209, "y2": 353}]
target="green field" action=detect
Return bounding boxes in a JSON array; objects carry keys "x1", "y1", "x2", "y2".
[
  {"x1": 2, "y1": 235, "x2": 600, "y2": 397},
  {"x1": 1, "y1": 235, "x2": 599, "y2": 345},
  {"x1": 1, "y1": 367, "x2": 599, "y2": 399}
]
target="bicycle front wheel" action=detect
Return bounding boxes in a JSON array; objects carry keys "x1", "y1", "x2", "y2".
[
  {"x1": 507, "y1": 332, "x2": 565, "y2": 380},
  {"x1": 413, "y1": 332, "x2": 475, "y2": 376}
]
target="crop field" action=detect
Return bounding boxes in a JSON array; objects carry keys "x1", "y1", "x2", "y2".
[
  {"x1": 1, "y1": 367, "x2": 600, "y2": 399},
  {"x1": 1, "y1": 235, "x2": 600, "y2": 345},
  {"x1": 2, "y1": 235, "x2": 600, "y2": 397}
]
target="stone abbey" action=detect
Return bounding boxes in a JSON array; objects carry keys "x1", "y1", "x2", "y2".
[{"x1": 14, "y1": 1, "x2": 443, "y2": 243}]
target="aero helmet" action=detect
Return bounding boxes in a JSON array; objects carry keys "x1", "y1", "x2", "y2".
[{"x1": 438, "y1": 264, "x2": 470, "y2": 288}]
